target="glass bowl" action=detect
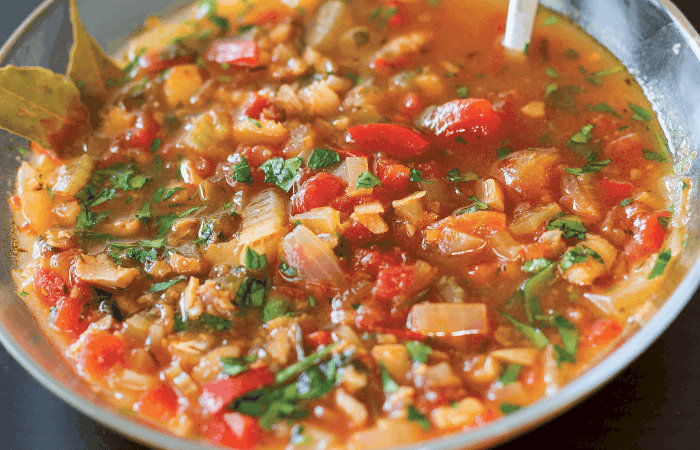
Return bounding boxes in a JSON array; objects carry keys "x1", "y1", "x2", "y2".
[{"x1": 1, "y1": 0, "x2": 699, "y2": 448}]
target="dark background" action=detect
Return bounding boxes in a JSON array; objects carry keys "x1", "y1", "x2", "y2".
[{"x1": 1, "y1": 0, "x2": 699, "y2": 449}]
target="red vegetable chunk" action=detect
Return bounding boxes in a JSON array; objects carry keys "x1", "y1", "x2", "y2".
[
  {"x1": 205, "y1": 40, "x2": 259, "y2": 66},
  {"x1": 200, "y1": 367, "x2": 275, "y2": 414},
  {"x1": 77, "y1": 333, "x2": 126, "y2": 378},
  {"x1": 134, "y1": 383, "x2": 180, "y2": 423},
  {"x1": 422, "y1": 98, "x2": 501, "y2": 143},
  {"x1": 292, "y1": 172, "x2": 346, "y2": 214},
  {"x1": 346, "y1": 124, "x2": 430, "y2": 159}
]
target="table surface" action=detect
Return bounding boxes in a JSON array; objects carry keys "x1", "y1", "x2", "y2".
[{"x1": 2, "y1": 1, "x2": 700, "y2": 449}]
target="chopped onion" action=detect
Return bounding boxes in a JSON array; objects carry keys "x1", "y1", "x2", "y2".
[
  {"x1": 408, "y1": 303, "x2": 488, "y2": 336},
  {"x1": 281, "y1": 225, "x2": 346, "y2": 286},
  {"x1": 508, "y1": 202, "x2": 562, "y2": 237},
  {"x1": 423, "y1": 226, "x2": 485, "y2": 255},
  {"x1": 239, "y1": 188, "x2": 287, "y2": 245},
  {"x1": 291, "y1": 206, "x2": 341, "y2": 234},
  {"x1": 488, "y1": 230, "x2": 521, "y2": 261},
  {"x1": 487, "y1": 380, "x2": 528, "y2": 404},
  {"x1": 349, "y1": 419, "x2": 425, "y2": 450},
  {"x1": 392, "y1": 191, "x2": 426, "y2": 223},
  {"x1": 489, "y1": 348, "x2": 538, "y2": 366},
  {"x1": 344, "y1": 156, "x2": 369, "y2": 194}
]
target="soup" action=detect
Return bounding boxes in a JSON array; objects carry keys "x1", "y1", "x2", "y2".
[{"x1": 5, "y1": 0, "x2": 689, "y2": 448}]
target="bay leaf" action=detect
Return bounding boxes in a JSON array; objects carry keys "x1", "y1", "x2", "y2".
[
  {"x1": 67, "y1": 0, "x2": 122, "y2": 104},
  {"x1": 0, "y1": 66, "x2": 90, "y2": 152}
]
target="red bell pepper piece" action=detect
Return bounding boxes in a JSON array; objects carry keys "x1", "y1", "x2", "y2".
[
  {"x1": 205, "y1": 39, "x2": 259, "y2": 67},
  {"x1": 200, "y1": 367, "x2": 275, "y2": 414},
  {"x1": 599, "y1": 177, "x2": 633, "y2": 201},
  {"x1": 346, "y1": 123, "x2": 430, "y2": 159},
  {"x1": 76, "y1": 333, "x2": 126, "y2": 378},
  {"x1": 623, "y1": 210, "x2": 670, "y2": 262},
  {"x1": 292, "y1": 172, "x2": 346, "y2": 215},
  {"x1": 583, "y1": 319, "x2": 623, "y2": 346},
  {"x1": 423, "y1": 98, "x2": 501, "y2": 144},
  {"x1": 134, "y1": 383, "x2": 180, "y2": 423}
]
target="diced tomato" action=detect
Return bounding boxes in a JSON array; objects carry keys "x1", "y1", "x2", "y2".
[
  {"x1": 9, "y1": 195, "x2": 21, "y2": 210},
  {"x1": 203, "y1": 417, "x2": 239, "y2": 447},
  {"x1": 292, "y1": 172, "x2": 346, "y2": 215},
  {"x1": 138, "y1": 50, "x2": 194, "y2": 74},
  {"x1": 200, "y1": 367, "x2": 275, "y2": 414},
  {"x1": 423, "y1": 98, "x2": 501, "y2": 144},
  {"x1": 346, "y1": 124, "x2": 431, "y2": 159},
  {"x1": 205, "y1": 39, "x2": 259, "y2": 67},
  {"x1": 194, "y1": 156, "x2": 217, "y2": 178},
  {"x1": 599, "y1": 177, "x2": 633, "y2": 201},
  {"x1": 51, "y1": 285, "x2": 90, "y2": 334},
  {"x1": 399, "y1": 92, "x2": 423, "y2": 118},
  {"x1": 375, "y1": 158, "x2": 410, "y2": 194},
  {"x1": 374, "y1": 266, "x2": 415, "y2": 302},
  {"x1": 623, "y1": 210, "x2": 670, "y2": 262},
  {"x1": 134, "y1": 383, "x2": 180, "y2": 423},
  {"x1": 244, "y1": 94, "x2": 282, "y2": 121},
  {"x1": 591, "y1": 113, "x2": 621, "y2": 140},
  {"x1": 353, "y1": 247, "x2": 402, "y2": 277},
  {"x1": 342, "y1": 220, "x2": 373, "y2": 245},
  {"x1": 307, "y1": 331, "x2": 333, "y2": 347},
  {"x1": 330, "y1": 193, "x2": 375, "y2": 215},
  {"x1": 30, "y1": 141, "x2": 60, "y2": 161},
  {"x1": 222, "y1": 413, "x2": 263, "y2": 450},
  {"x1": 583, "y1": 319, "x2": 623, "y2": 346},
  {"x1": 76, "y1": 333, "x2": 125, "y2": 378},
  {"x1": 126, "y1": 113, "x2": 161, "y2": 150},
  {"x1": 386, "y1": 1, "x2": 404, "y2": 27},
  {"x1": 602, "y1": 133, "x2": 646, "y2": 166},
  {"x1": 33, "y1": 264, "x2": 68, "y2": 306},
  {"x1": 472, "y1": 409, "x2": 496, "y2": 427}
]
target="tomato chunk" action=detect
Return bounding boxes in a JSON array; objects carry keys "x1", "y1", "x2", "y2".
[
  {"x1": 223, "y1": 413, "x2": 263, "y2": 450},
  {"x1": 374, "y1": 266, "x2": 415, "y2": 302},
  {"x1": 292, "y1": 172, "x2": 346, "y2": 215},
  {"x1": 33, "y1": 264, "x2": 68, "y2": 306},
  {"x1": 134, "y1": 383, "x2": 180, "y2": 423},
  {"x1": 623, "y1": 210, "x2": 670, "y2": 262},
  {"x1": 200, "y1": 367, "x2": 275, "y2": 414},
  {"x1": 126, "y1": 113, "x2": 161, "y2": 149},
  {"x1": 77, "y1": 333, "x2": 125, "y2": 378},
  {"x1": 423, "y1": 98, "x2": 501, "y2": 143},
  {"x1": 599, "y1": 177, "x2": 633, "y2": 201},
  {"x1": 583, "y1": 319, "x2": 623, "y2": 346},
  {"x1": 399, "y1": 92, "x2": 423, "y2": 118},
  {"x1": 205, "y1": 40, "x2": 259, "y2": 66},
  {"x1": 346, "y1": 124, "x2": 430, "y2": 159},
  {"x1": 51, "y1": 287, "x2": 89, "y2": 334},
  {"x1": 375, "y1": 158, "x2": 410, "y2": 194},
  {"x1": 307, "y1": 331, "x2": 333, "y2": 347}
]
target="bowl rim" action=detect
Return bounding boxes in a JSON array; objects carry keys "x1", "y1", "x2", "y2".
[{"x1": 1, "y1": 0, "x2": 700, "y2": 449}]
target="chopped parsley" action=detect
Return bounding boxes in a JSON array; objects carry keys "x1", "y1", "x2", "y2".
[
  {"x1": 445, "y1": 168, "x2": 479, "y2": 182},
  {"x1": 150, "y1": 138, "x2": 162, "y2": 154},
  {"x1": 380, "y1": 362, "x2": 400, "y2": 393},
  {"x1": 620, "y1": 199, "x2": 633, "y2": 207},
  {"x1": 543, "y1": 16, "x2": 557, "y2": 26},
  {"x1": 648, "y1": 249, "x2": 672, "y2": 279},
  {"x1": 456, "y1": 85, "x2": 469, "y2": 99},
  {"x1": 498, "y1": 310, "x2": 549, "y2": 349},
  {"x1": 409, "y1": 168, "x2": 430, "y2": 183},
  {"x1": 498, "y1": 364, "x2": 523, "y2": 385},
  {"x1": 220, "y1": 355, "x2": 257, "y2": 377},
  {"x1": 279, "y1": 256, "x2": 297, "y2": 277},
  {"x1": 262, "y1": 295, "x2": 292, "y2": 322},
  {"x1": 369, "y1": 5, "x2": 399, "y2": 29},
  {"x1": 261, "y1": 157, "x2": 303, "y2": 192},
  {"x1": 197, "y1": 0, "x2": 230, "y2": 31},
  {"x1": 405, "y1": 341, "x2": 432, "y2": 363},
  {"x1": 231, "y1": 158, "x2": 254, "y2": 186},
  {"x1": 628, "y1": 102, "x2": 652, "y2": 122},
  {"x1": 642, "y1": 148, "x2": 668, "y2": 162},
  {"x1": 522, "y1": 258, "x2": 553, "y2": 274},
  {"x1": 658, "y1": 216, "x2": 670, "y2": 232},
  {"x1": 586, "y1": 102, "x2": 621, "y2": 118},
  {"x1": 553, "y1": 313, "x2": 579, "y2": 366},
  {"x1": 559, "y1": 247, "x2": 589, "y2": 271},
  {"x1": 307, "y1": 294, "x2": 316, "y2": 308},
  {"x1": 545, "y1": 67, "x2": 559, "y2": 78},
  {"x1": 496, "y1": 140, "x2": 512, "y2": 160},
  {"x1": 455, "y1": 136, "x2": 469, "y2": 145},
  {"x1": 149, "y1": 277, "x2": 186, "y2": 293},
  {"x1": 307, "y1": 148, "x2": 340, "y2": 170},
  {"x1": 500, "y1": 403, "x2": 522, "y2": 415},
  {"x1": 458, "y1": 196, "x2": 489, "y2": 214},
  {"x1": 567, "y1": 123, "x2": 594, "y2": 145},
  {"x1": 356, "y1": 171, "x2": 381, "y2": 189},
  {"x1": 174, "y1": 312, "x2": 233, "y2": 332},
  {"x1": 564, "y1": 157, "x2": 612, "y2": 175},
  {"x1": 196, "y1": 218, "x2": 216, "y2": 246},
  {"x1": 546, "y1": 214, "x2": 588, "y2": 240},
  {"x1": 17, "y1": 146, "x2": 28, "y2": 156},
  {"x1": 245, "y1": 247, "x2": 268, "y2": 271},
  {"x1": 407, "y1": 405, "x2": 431, "y2": 430}
]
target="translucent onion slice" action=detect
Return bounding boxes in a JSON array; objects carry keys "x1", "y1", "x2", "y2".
[{"x1": 280, "y1": 225, "x2": 346, "y2": 287}]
